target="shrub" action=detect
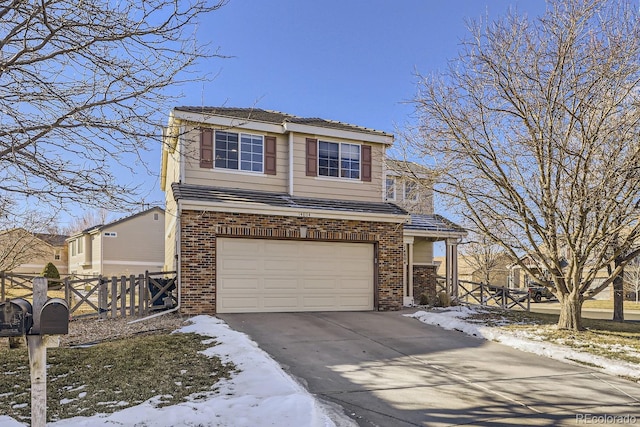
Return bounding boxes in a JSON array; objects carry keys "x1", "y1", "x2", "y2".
[
  {"x1": 42, "y1": 262, "x2": 61, "y2": 289},
  {"x1": 435, "y1": 291, "x2": 452, "y2": 308}
]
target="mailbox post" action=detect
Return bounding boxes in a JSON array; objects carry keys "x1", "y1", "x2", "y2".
[{"x1": 0, "y1": 277, "x2": 69, "y2": 427}]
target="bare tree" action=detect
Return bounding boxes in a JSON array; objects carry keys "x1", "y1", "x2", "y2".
[
  {"x1": 411, "y1": 0, "x2": 640, "y2": 330},
  {"x1": 0, "y1": 207, "x2": 61, "y2": 271},
  {"x1": 1, "y1": 0, "x2": 227, "y2": 218},
  {"x1": 64, "y1": 209, "x2": 111, "y2": 235},
  {"x1": 461, "y1": 233, "x2": 510, "y2": 286}
]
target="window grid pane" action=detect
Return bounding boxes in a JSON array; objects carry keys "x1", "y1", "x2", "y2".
[
  {"x1": 386, "y1": 177, "x2": 396, "y2": 200},
  {"x1": 215, "y1": 131, "x2": 239, "y2": 169},
  {"x1": 319, "y1": 141, "x2": 339, "y2": 177},
  {"x1": 240, "y1": 134, "x2": 263, "y2": 172},
  {"x1": 340, "y1": 143, "x2": 360, "y2": 179}
]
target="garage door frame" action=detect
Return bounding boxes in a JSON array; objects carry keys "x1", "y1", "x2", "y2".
[{"x1": 216, "y1": 236, "x2": 379, "y2": 313}]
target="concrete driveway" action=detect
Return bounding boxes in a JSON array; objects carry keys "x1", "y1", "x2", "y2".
[{"x1": 219, "y1": 310, "x2": 640, "y2": 426}]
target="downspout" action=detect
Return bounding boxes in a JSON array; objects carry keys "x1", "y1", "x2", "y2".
[{"x1": 288, "y1": 131, "x2": 294, "y2": 196}]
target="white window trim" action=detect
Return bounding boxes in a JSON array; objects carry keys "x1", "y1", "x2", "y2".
[
  {"x1": 403, "y1": 181, "x2": 419, "y2": 201},
  {"x1": 386, "y1": 177, "x2": 396, "y2": 201},
  {"x1": 214, "y1": 130, "x2": 265, "y2": 174},
  {"x1": 317, "y1": 140, "x2": 361, "y2": 180}
]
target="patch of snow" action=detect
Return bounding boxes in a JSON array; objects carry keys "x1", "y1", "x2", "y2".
[
  {"x1": 2, "y1": 315, "x2": 355, "y2": 427},
  {"x1": 408, "y1": 308, "x2": 640, "y2": 380}
]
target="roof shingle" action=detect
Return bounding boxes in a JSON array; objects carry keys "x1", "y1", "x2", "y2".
[{"x1": 172, "y1": 183, "x2": 407, "y2": 216}]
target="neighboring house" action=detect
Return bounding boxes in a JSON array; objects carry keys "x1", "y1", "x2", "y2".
[
  {"x1": 0, "y1": 229, "x2": 68, "y2": 275},
  {"x1": 66, "y1": 207, "x2": 165, "y2": 277},
  {"x1": 507, "y1": 254, "x2": 612, "y2": 299},
  {"x1": 434, "y1": 254, "x2": 512, "y2": 287},
  {"x1": 161, "y1": 107, "x2": 465, "y2": 315}
]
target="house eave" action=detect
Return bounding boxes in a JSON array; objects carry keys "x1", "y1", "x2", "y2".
[
  {"x1": 172, "y1": 110, "x2": 284, "y2": 134},
  {"x1": 283, "y1": 122, "x2": 394, "y2": 144},
  {"x1": 179, "y1": 199, "x2": 408, "y2": 223}
]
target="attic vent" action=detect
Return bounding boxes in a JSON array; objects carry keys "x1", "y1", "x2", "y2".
[{"x1": 104, "y1": 232, "x2": 117, "y2": 237}]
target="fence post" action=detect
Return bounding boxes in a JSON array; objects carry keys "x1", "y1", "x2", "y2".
[
  {"x1": 111, "y1": 277, "x2": 117, "y2": 318},
  {"x1": 64, "y1": 277, "x2": 70, "y2": 308},
  {"x1": 138, "y1": 274, "x2": 146, "y2": 316},
  {"x1": 480, "y1": 283, "x2": 484, "y2": 306},
  {"x1": 1, "y1": 271, "x2": 4, "y2": 302},
  {"x1": 27, "y1": 277, "x2": 48, "y2": 427},
  {"x1": 144, "y1": 271, "x2": 150, "y2": 314},
  {"x1": 129, "y1": 275, "x2": 136, "y2": 317},
  {"x1": 98, "y1": 278, "x2": 108, "y2": 320},
  {"x1": 120, "y1": 276, "x2": 126, "y2": 317}
]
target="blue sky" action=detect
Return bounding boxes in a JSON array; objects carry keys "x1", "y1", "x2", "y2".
[{"x1": 86, "y1": 0, "x2": 549, "y2": 225}]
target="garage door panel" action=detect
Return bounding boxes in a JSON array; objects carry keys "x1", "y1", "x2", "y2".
[
  {"x1": 339, "y1": 278, "x2": 371, "y2": 290},
  {"x1": 263, "y1": 278, "x2": 298, "y2": 290},
  {"x1": 219, "y1": 258, "x2": 260, "y2": 273},
  {"x1": 217, "y1": 238, "x2": 373, "y2": 313},
  {"x1": 262, "y1": 296, "x2": 300, "y2": 309},
  {"x1": 219, "y1": 297, "x2": 260, "y2": 312},
  {"x1": 263, "y1": 259, "x2": 299, "y2": 273},
  {"x1": 301, "y1": 277, "x2": 339, "y2": 290},
  {"x1": 218, "y1": 278, "x2": 260, "y2": 290},
  {"x1": 264, "y1": 240, "x2": 300, "y2": 255}
]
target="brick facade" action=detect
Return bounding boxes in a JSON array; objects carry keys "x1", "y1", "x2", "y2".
[
  {"x1": 179, "y1": 210, "x2": 404, "y2": 314},
  {"x1": 413, "y1": 265, "x2": 437, "y2": 304}
]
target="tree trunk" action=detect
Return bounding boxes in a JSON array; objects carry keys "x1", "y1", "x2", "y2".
[
  {"x1": 612, "y1": 264, "x2": 624, "y2": 322},
  {"x1": 557, "y1": 292, "x2": 584, "y2": 330},
  {"x1": 613, "y1": 274, "x2": 624, "y2": 322}
]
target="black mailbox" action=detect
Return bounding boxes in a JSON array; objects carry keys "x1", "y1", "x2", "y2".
[
  {"x1": 39, "y1": 298, "x2": 69, "y2": 335},
  {"x1": 0, "y1": 298, "x2": 33, "y2": 337}
]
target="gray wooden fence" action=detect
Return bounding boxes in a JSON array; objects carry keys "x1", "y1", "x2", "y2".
[
  {"x1": 0, "y1": 271, "x2": 177, "y2": 319},
  {"x1": 437, "y1": 276, "x2": 531, "y2": 311}
]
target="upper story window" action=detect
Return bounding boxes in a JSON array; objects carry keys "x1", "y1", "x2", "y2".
[
  {"x1": 318, "y1": 141, "x2": 360, "y2": 179},
  {"x1": 215, "y1": 131, "x2": 263, "y2": 173},
  {"x1": 200, "y1": 128, "x2": 277, "y2": 175},
  {"x1": 385, "y1": 177, "x2": 396, "y2": 200},
  {"x1": 77, "y1": 237, "x2": 83, "y2": 254},
  {"x1": 404, "y1": 180, "x2": 419, "y2": 201},
  {"x1": 70, "y1": 240, "x2": 76, "y2": 256}
]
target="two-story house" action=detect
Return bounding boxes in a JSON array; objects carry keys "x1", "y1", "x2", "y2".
[
  {"x1": 0, "y1": 229, "x2": 68, "y2": 275},
  {"x1": 66, "y1": 207, "x2": 165, "y2": 277},
  {"x1": 161, "y1": 107, "x2": 465, "y2": 314}
]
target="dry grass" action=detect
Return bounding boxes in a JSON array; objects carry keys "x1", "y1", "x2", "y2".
[
  {"x1": 0, "y1": 316, "x2": 237, "y2": 423},
  {"x1": 465, "y1": 308, "x2": 640, "y2": 367}
]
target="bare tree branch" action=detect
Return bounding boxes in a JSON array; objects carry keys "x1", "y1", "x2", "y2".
[
  {"x1": 0, "y1": 0, "x2": 227, "y2": 214},
  {"x1": 410, "y1": 0, "x2": 640, "y2": 330}
]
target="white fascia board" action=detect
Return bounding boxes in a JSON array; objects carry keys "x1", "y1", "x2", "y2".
[
  {"x1": 172, "y1": 110, "x2": 284, "y2": 134},
  {"x1": 179, "y1": 199, "x2": 408, "y2": 223},
  {"x1": 403, "y1": 229, "x2": 467, "y2": 240},
  {"x1": 282, "y1": 122, "x2": 394, "y2": 145}
]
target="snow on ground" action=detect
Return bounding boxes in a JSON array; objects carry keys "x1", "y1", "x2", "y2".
[
  {"x1": 3, "y1": 308, "x2": 638, "y2": 427},
  {"x1": 1, "y1": 315, "x2": 355, "y2": 427},
  {"x1": 408, "y1": 306, "x2": 640, "y2": 380}
]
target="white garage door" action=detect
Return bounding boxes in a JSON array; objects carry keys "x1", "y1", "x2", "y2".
[{"x1": 216, "y1": 238, "x2": 374, "y2": 313}]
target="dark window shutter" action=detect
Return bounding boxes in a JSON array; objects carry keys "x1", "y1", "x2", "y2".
[
  {"x1": 306, "y1": 138, "x2": 317, "y2": 176},
  {"x1": 200, "y1": 128, "x2": 213, "y2": 168},
  {"x1": 361, "y1": 144, "x2": 372, "y2": 182},
  {"x1": 264, "y1": 136, "x2": 277, "y2": 175}
]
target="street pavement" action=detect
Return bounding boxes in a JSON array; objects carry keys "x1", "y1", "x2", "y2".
[
  {"x1": 220, "y1": 310, "x2": 640, "y2": 426},
  {"x1": 529, "y1": 302, "x2": 640, "y2": 321}
]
